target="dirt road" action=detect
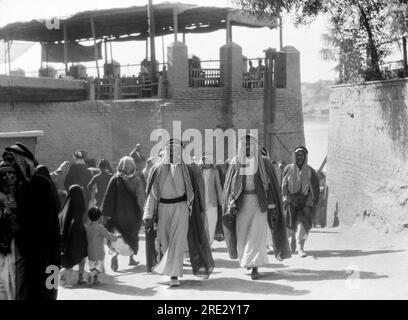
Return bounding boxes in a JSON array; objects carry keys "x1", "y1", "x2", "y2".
[{"x1": 58, "y1": 225, "x2": 408, "y2": 300}]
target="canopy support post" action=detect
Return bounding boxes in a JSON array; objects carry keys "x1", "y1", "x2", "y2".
[
  {"x1": 63, "y1": 23, "x2": 68, "y2": 75},
  {"x1": 109, "y1": 39, "x2": 113, "y2": 63},
  {"x1": 162, "y1": 35, "x2": 165, "y2": 65},
  {"x1": 90, "y1": 17, "x2": 100, "y2": 80},
  {"x1": 104, "y1": 39, "x2": 108, "y2": 66},
  {"x1": 182, "y1": 32, "x2": 185, "y2": 44},
  {"x1": 279, "y1": 15, "x2": 283, "y2": 50},
  {"x1": 7, "y1": 40, "x2": 11, "y2": 75},
  {"x1": 4, "y1": 41, "x2": 7, "y2": 74},
  {"x1": 403, "y1": 36, "x2": 407, "y2": 77},
  {"x1": 226, "y1": 14, "x2": 231, "y2": 43},
  {"x1": 173, "y1": 7, "x2": 178, "y2": 42},
  {"x1": 148, "y1": 0, "x2": 157, "y2": 94}
]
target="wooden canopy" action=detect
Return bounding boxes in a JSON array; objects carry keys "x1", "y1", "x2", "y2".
[{"x1": 0, "y1": 2, "x2": 278, "y2": 43}]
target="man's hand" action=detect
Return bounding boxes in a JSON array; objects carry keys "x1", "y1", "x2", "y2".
[{"x1": 144, "y1": 218, "x2": 153, "y2": 230}]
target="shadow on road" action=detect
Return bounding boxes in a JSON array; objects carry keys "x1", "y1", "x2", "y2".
[
  {"x1": 110, "y1": 265, "x2": 147, "y2": 274},
  {"x1": 261, "y1": 268, "x2": 388, "y2": 282},
  {"x1": 212, "y1": 258, "x2": 288, "y2": 270},
  {"x1": 89, "y1": 283, "x2": 158, "y2": 297},
  {"x1": 61, "y1": 270, "x2": 158, "y2": 297},
  {"x1": 310, "y1": 230, "x2": 340, "y2": 234},
  {"x1": 164, "y1": 277, "x2": 309, "y2": 296},
  {"x1": 307, "y1": 249, "x2": 405, "y2": 258}
]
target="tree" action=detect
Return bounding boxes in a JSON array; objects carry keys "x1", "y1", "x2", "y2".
[{"x1": 234, "y1": 0, "x2": 406, "y2": 83}]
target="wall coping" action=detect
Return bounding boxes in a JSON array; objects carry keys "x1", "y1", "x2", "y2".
[
  {"x1": 331, "y1": 77, "x2": 408, "y2": 90},
  {"x1": 0, "y1": 130, "x2": 44, "y2": 138}
]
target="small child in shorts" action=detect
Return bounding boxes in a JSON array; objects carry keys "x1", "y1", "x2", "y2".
[{"x1": 85, "y1": 207, "x2": 117, "y2": 285}]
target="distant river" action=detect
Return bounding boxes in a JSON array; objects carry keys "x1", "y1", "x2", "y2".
[{"x1": 303, "y1": 114, "x2": 329, "y2": 170}]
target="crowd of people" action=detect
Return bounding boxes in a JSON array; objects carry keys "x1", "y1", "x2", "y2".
[{"x1": 0, "y1": 136, "x2": 321, "y2": 299}]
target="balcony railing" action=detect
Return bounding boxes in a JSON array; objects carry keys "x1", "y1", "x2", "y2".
[
  {"x1": 96, "y1": 74, "x2": 159, "y2": 99},
  {"x1": 243, "y1": 70, "x2": 265, "y2": 89},
  {"x1": 189, "y1": 68, "x2": 221, "y2": 88}
]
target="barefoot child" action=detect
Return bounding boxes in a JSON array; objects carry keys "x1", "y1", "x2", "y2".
[{"x1": 85, "y1": 207, "x2": 117, "y2": 285}]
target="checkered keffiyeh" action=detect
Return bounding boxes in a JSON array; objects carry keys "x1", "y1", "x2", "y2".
[{"x1": 12, "y1": 152, "x2": 36, "y2": 182}]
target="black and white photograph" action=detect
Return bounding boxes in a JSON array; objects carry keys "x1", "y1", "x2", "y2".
[{"x1": 0, "y1": 0, "x2": 407, "y2": 306}]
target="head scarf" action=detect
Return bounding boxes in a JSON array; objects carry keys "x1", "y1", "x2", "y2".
[
  {"x1": 73, "y1": 150, "x2": 86, "y2": 165},
  {"x1": 5, "y1": 144, "x2": 36, "y2": 182},
  {"x1": 200, "y1": 153, "x2": 215, "y2": 170},
  {"x1": 223, "y1": 135, "x2": 269, "y2": 212},
  {"x1": 236, "y1": 134, "x2": 269, "y2": 193},
  {"x1": 116, "y1": 156, "x2": 137, "y2": 179},
  {"x1": 36, "y1": 165, "x2": 52, "y2": 180},
  {"x1": 149, "y1": 138, "x2": 194, "y2": 211},
  {"x1": 283, "y1": 146, "x2": 311, "y2": 195},
  {"x1": 161, "y1": 138, "x2": 183, "y2": 164}
]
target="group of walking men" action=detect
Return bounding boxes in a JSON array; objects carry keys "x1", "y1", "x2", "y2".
[{"x1": 0, "y1": 134, "x2": 319, "y2": 299}]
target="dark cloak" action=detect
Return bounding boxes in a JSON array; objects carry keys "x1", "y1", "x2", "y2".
[
  {"x1": 214, "y1": 164, "x2": 228, "y2": 242},
  {"x1": 59, "y1": 185, "x2": 87, "y2": 269},
  {"x1": 285, "y1": 166, "x2": 320, "y2": 233},
  {"x1": 36, "y1": 165, "x2": 61, "y2": 213},
  {"x1": 101, "y1": 175, "x2": 142, "y2": 255},
  {"x1": 64, "y1": 163, "x2": 93, "y2": 206},
  {"x1": 14, "y1": 172, "x2": 61, "y2": 300},
  {"x1": 222, "y1": 157, "x2": 291, "y2": 261},
  {"x1": 87, "y1": 170, "x2": 113, "y2": 207},
  {"x1": 145, "y1": 163, "x2": 214, "y2": 278}
]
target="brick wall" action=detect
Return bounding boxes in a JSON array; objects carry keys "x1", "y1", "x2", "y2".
[
  {"x1": 0, "y1": 100, "x2": 113, "y2": 171},
  {"x1": 232, "y1": 88, "x2": 305, "y2": 163},
  {"x1": 326, "y1": 79, "x2": 408, "y2": 232},
  {"x1": 0, "y1": 86, "x2": 303, "y2": 172}
]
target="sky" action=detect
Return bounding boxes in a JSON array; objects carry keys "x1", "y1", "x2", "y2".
[{"x1": 0, "y1": 0, "x2": 338, "y2": 82}]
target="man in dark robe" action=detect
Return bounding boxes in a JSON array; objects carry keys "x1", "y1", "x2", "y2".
[
  {"x1": 144, "y1": 139, "x2": 214, "y2": 287},
  {"x1": 64, "y1": 150, "x2": 93, "y2": 213},
  {"x1": 222, "y1": 135, "x2": 291, "y2": 279},
  {"x1": 4, "y1": 144, "x2": 61, "y2": 300}
]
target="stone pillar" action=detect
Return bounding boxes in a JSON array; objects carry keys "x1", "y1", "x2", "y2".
[
  {"x1": 87, "y1": 78, "x2": 95, "y2": 100},
  {"x1": 282, "y1": 46, "x2": 301, "y2": 96},
  {"x1": 167, "y1": 41, "x2": 189, "y2": 97},
  {"x1": 219, "y1": 42, "x2": 243, "y2": 91}
]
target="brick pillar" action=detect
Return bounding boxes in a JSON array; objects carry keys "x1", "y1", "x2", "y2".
[
  {"x1": 220, "y1": 42, "x2": 243, "y2": 92},
  {"x1": 282, "y1": 46, "x2": 301, "y2": 96},
  {"x1": 219, "y1": 42, "x2": 243, "y2": 161},
  {"x1": 167, "y1": 41, "x2": 189, "y2": 98}
]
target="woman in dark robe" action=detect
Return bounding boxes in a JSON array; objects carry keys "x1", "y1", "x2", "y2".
[
  {"x1": 36, "y1": 165, "x2": 61, "y2": 213},
  {"x1": 101, "y1": 156, "x2": 145, "y2": 271},
  {"x1": 59, "y1": 185, "x2": 88, "y2": 284},
  {"x1": 64, "y1": 150, "x2": 93, "y2": 212},
  {"x1": 4, "y1": 143, "x2": 61, "y2": 300}
]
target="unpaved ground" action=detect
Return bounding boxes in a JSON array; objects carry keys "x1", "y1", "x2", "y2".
[{"x1": 58, "y1": 225, "x2": 408, "y2": 300}]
